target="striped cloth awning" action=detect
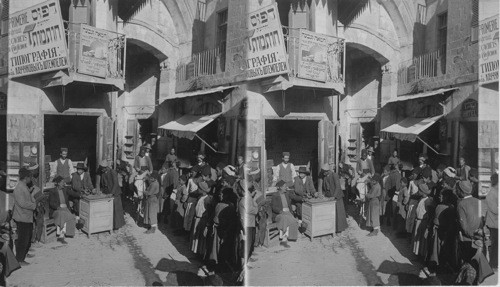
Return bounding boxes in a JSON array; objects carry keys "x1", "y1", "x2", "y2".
[
  {"x1": 380, "y1": 115, "x2": 443, "y2": 142},
  {"x1": 158, "y1": 113, "x2": 221, "y2": 140}
]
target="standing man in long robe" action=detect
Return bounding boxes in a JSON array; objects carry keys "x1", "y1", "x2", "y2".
[
  {"x1": 50, "y1": 148, "x2": 75, "y2": 184},
  {"x1": 143, "y1": 171, "x2": 159, "y2": 234},
  {"x1": 99, "y1": 160, "x2": 126, "y2": 230},
  {"x1": 274, "y1": 152, "x2": 297, "y2": 188},
  {"x1": 321, "y1": 163, "x2": 348, "y2": 233}
]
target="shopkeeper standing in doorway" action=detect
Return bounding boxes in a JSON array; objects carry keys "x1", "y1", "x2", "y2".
[
  {"x1": 50, "y1": 148, "x2": 75, "y2": 184},
  {"x1": 273, "y1": 152, "x2": 297, "y2": 187}
]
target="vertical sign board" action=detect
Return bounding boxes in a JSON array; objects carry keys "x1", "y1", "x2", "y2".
[
  {"x1": 479, "y1": 14, "x2": 499, "y2": 85},
  {"x1": 298, "y1": 30, "x2": 328, "y2": 82},
  {"x1": 8, "y1": 0, "x2": 69, "y2": 78},
  {"x1": 245, "y1": 4, "x2": 288, "y2": 80},
  {"x1": 78, "y1": 24, "x2": 109, "y2": 78}
]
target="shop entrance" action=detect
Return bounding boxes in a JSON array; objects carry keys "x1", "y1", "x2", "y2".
[
  {"x1": 44, "y1": 115, "x2": 98, "y2": 180},
  {"x1": 459, "y1": 121, "x2": 478, "y2": 168},
  {"x1": 265, "y1": 119, "x2": 320, "y2": 184}
]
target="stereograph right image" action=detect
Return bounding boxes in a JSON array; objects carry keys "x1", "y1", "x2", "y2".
[{"x1": 0, "y1": 0, "x2": 498, "y2": 286}]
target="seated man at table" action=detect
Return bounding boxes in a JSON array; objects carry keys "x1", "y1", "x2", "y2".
[
  {"x1": 49, "y1": 176, "x2": 76, "y2": 244},
  {"x1": 271, "y1": 180, "x2": 298, "y2": 248}
]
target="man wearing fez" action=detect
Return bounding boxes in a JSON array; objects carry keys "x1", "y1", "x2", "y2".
[
  {"x1": 321, "y1": 163, "x2": 348, "y2": 233},
  {"x1": 51, "y1": 148, "x2": 75, "y2": 184},
  {"x1": 271, "y1": 180, "x2": 298, "y2": 248},
  {"x1": 292, "y1": 167, "x2": 316, "y2": 221},
  {"x1": 99, "y1": 160, "x2": 125, "y2": 230},
  {"x1": 274, "y1": 152, "x2": 297, "y2": 188},
  {"x1": 71, "y1": 163, "x2": 94, "y2": 216}
]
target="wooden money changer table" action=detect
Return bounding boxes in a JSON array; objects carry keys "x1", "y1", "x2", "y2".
[
  {"x1": 301, "y1": 198, "x2": 336, "y2": 241},
  {"x1": 79, "y1": 194, "x2": 114, "y2": 237}
]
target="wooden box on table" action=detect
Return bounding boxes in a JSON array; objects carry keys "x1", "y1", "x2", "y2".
[
  {"x1": 79, "y1": 196, "x2": 114, "y2": 237},
  {"x1": 302, "y1": 199, "x2": 336, "y2": 241}
]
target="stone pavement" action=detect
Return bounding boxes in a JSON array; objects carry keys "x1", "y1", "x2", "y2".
[
  {"x1": 7, "y1": 211, "x2": 204, "y2": 286},
  {"x1": 247, "y1": 210, "x2": 499, "y2": 286}
]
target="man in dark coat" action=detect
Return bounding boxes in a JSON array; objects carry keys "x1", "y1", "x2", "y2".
[
  {"x1": 161, "y1": 161, "x2": 179, "y2": 223},
  {"x1": 99, "y1": 160, "x2": 126, "y2": 230},
  {"x1": 321, "y1": 164, "x2": 348, "y2": 233},
  {"x1": 71, "y1": 163, "x2": 94, "y2": 216},
  {"x1": 292, "y1": 166, "x2": 316, "y2": 220},
  {"x1": 384, "y1": 164, "x2": 401, "y2": 226}
]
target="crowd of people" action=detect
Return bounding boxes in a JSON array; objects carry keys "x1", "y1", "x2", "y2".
[
  {"x1": 340, "y1": 148, "x2": 498, "y2": 285},
  {"x1": 9, "y1": 147, "x2": 127, "y2": 270},
  {"x1": 4, "y1": 142, "x2": 499, "y2": 285},
  {"x1": 116, "y1": 146, "x2": 247, "y2": 280}
]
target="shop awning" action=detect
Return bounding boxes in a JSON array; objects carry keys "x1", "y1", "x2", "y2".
[
  {"x1": 380, "y1": 115, "x2": 443, "y2": 142},
  {"x1": 168, "y1": 86, "x2": 238, "y2": 100},
  {"x1": 386, "y1": 87, "x2": 458, "y2": 103},
  {"x1": 158, "y1": 113, "x2": 222, "y2": 140}
]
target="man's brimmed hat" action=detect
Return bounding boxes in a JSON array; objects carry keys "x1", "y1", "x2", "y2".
[
  {"x1": 321, "y1": 163, "x2": 330, "y2": 172},
  {"x1": 198, "y1": 181, "x2": 210, "y2": 192},
  {"x1": 99, "y1": 160, "x2": 109, "y2": 168},
  {"x1": 27, "y1": 162, "x2": 39, "y2": 171},
  {"x1": 298, "y1": 166, "x2": 310, "y2": 175},
  {"x1": 443, "y1": 167, "x2": 457, "y2": 178},
  {"x1": 276, "y1": 180, "x2": 286, "y2": 188},
  {"x1": 418, "y1": 183, "x2": 431, "y2": 195},
  {"x1": 282, "y1": 152, "x2": 290, "y2": 157},
  {"x1": 76, "y1": 163, "x2": 87, "y2": 171},
  {"x1": 457, "y1": 180, "x2": 473, "y2": 195}
]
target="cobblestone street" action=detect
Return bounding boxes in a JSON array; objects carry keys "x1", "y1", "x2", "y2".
[
  {"x1": 248, "y1": 208, "x2": 499, "y2": 286},
  {"x1": 7, "y1": 210, "x2": 204, "y2": 287}
]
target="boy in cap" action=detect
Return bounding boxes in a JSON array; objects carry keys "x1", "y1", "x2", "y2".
[
  {"x1": 50, "y1": 148, "x2": 75, "y2": 184},
  {"x1": 70, "y1": 163, "x2": 94, "y2": 216},
  {"x1": 273, "y1": 152, "x2": 297, "y2": 187},
  {"x1": 292, "y1": 167, "x2": 316, "y2": 221}
]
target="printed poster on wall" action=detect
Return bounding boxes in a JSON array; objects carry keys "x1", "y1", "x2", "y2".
[
  {"x1": 298, "y1": 30, "x2": 328, "y2": 82},
  {"x1": 479, "y1": 14, "x2": 499, "y2": 85},
  {"x1": 245, "y1": 3, "x2": 288, "y2": 80},
  {"x1": 78, "y1": 24, "x2": 110, "y2": 78},
  {"x1": 8, "y1": 0, "x2": 69, "y2": 78}
]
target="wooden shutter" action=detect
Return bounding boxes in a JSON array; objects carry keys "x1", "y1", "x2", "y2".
[
  {"x1": 97, "y1": 116, "x2": 115, "y2": 166},
  {"x1": 318, "y1": 120, "x2": 336, "y2": 167}
]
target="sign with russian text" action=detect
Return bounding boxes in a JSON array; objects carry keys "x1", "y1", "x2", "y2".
[
  {"x1": 461, "y1": 99, "x2": 478, "y2": 118},
  {"x1": 78, "y1": 24, "x2": 110, "y2": 78},
  {"x1": 298, "y1": 30, "x2": 328, "y2": 82},
  {"x1": 479, "y1": 14, "x2": 499, "y2": 85},
  {"x1": 245, "y1": 4, "x2": 288, "y2": 80},
  {"x1": 8, "y1": 0, "x2": 69, "y2": 78}
]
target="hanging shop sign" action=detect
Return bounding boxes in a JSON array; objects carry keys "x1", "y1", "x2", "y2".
[
  {"x1": 479, "y1": 14, "x2": 499, "y2": 85},
  {"x1": 78, "y1": 24, "x2": 124, "y2": 78},
  {"x1": 461, "y1": 99, "x2": 478, "y2": 118},
  {"x1": 0, "y1": 93, "x2": 6, "y2": 111},
  {"x1": 297, "y1": 30, "x2": 344, "y2": 82},
  {"x1": 8, "y1": 0, "x2": 69, "y2": 78},
  {"x1": 298, "y1": 30, "x2": 328, "y2": 82},
  {"x1": 245, "y1": 3, "x2": 288, "y2": 80}
]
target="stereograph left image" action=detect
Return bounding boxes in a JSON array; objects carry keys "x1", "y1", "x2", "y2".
[
  {"x1": 1, "y1": 0, "x2": 249, "y2": 285},
  {"x1": 1, "y1": 0, "x2": 499, "y2": 286}
]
